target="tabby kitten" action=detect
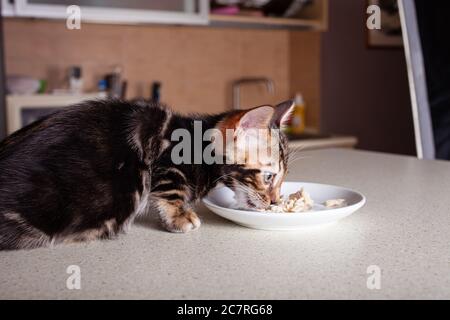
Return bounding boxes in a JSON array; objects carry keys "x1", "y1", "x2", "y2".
[{"x1": 0, "y1": 99, "x2": 293, "y2": 250}]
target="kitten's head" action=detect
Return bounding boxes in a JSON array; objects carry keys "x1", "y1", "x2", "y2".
[{"x1": 216, "y1": 101, "x2": 294, "y2": 210}]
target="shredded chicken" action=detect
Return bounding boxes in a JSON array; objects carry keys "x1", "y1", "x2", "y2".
[
  {"x1": 267, "y1": 188, "x2": 314, "y2": 213},
  {"x1": 324, "y1": 198, "x2": 347, "y2": 208},
  {"x1": 265, "y1": 189, "x2": 347, "y2": 213}
]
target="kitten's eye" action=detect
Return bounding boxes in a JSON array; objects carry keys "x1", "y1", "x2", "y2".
[{"x1": 263, "y1": 172, "x2": 275, "y2": 184}]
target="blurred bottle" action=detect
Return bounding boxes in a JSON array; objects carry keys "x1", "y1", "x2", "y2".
[
  {"x1": 97, "y1": 79, "x2": 107, "y2": 92},
  {"x1": 290, "y1": 93, "x2": 306, "y2": 134},
  {"x1": 151, "y1": 81, "x2": 161, "y2": 103},
  {"x1": 68, "y1": 66, "x2": 83, "y2": 94},
  {"x1": 105, "y1": 65, "x2": 123, "y2": 98}
]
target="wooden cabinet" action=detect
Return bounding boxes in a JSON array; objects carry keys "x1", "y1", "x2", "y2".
[{"x1": 210, "y1": 0, "x2": 328, "y2": 31}]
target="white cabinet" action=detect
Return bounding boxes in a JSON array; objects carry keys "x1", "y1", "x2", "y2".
[
  {"x1": 6, "y1": 93, "x2": 107, "y2": 134},
  {"x1": 2, "y1": 0, "x2": 15, "y2": 16},
  {"x1": 7, "y1": 0, "x2": 209, "y2": 25}
]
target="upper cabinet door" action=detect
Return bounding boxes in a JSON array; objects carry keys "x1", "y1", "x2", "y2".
[{"x1": 13, "y1": 0, "x2": 209, "y2": 25}]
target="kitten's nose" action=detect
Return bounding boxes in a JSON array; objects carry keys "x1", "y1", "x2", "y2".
[{"x1": 270, "y1": 193, "x2": 280, "y2": 204}]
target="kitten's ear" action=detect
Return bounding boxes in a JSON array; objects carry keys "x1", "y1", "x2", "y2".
[
  {"x1": 237, "y1": 105, "x2": 274, "y2": 131},
  {"x1": 215, "y1": 106, "x2": 274, "y2": 161},
  {"x1": 216, "y1": 105, "x2": 275, "y2": 133},
  {"x1": 271, "y1": 100, "x2": 295, "y2": 128}
]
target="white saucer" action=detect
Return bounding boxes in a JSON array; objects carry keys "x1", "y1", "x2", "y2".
[{"x1": 202, "y1": 181, "x2": 366, "y2": 230}]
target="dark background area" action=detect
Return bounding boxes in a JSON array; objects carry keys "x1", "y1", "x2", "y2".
[
  {"x1": 415, "y1": 0, "x2": 450, "y2": 160},
  {"x1": 320, "y1": 0, "x2": 416, "y2": 156}
]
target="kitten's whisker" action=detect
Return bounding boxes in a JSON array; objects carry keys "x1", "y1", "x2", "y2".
[
  {"x1": 288, "y1": 145, "x2": 306, "y2": 157},
  {"x1": 236, "y1": 188, "x2": 265, "y2": 207},
  {"x1": 288, "y1": 146, "x2": 305, "y2": 157},
  {"x1": 287, "y1": 143, "x2": 312, "y2": 168},
  {"x1": 229, "y1": 177, "x2": 266, "y2": 206},
  {"x1": 213, "y1": 172, "x2": 235, "y2": 184},
  {"x1": 288, "y1": 155, "x2": 308, "y2": 164}
]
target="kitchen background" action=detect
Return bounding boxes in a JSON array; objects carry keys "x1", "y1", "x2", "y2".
[{"x1": 0, "y1": 0, "x2": 416, "y2": 155}]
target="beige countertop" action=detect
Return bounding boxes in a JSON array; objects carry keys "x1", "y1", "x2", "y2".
[{"x1": 1, "y1": 149, "x2": 449, "y2": 299}]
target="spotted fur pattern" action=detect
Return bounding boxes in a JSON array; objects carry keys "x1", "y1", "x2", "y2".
[{"x1": 0, "y1": 99, "x2": 293, "y2": 250}]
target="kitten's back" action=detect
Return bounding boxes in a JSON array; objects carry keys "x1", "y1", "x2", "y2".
[{"x1": 0, "y1": 99, "x2": 166, "y2": 249}]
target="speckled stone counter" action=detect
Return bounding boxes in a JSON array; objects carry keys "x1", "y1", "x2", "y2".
[{"x1": 1, "y1": 149, "x2": 449, "y2": 299}]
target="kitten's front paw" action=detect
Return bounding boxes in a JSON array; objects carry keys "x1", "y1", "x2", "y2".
[{"x1": 164, "y1": 210, "x2": 201, "y2": 233}]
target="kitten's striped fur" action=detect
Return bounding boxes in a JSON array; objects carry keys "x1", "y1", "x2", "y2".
[{"x1": 0, "y1": 99, "x2": 293, "y2": 250}]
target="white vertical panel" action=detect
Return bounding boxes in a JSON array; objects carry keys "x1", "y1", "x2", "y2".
[{"x1": 398, "y1": 0, "x2": 435, "y2": 159}]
